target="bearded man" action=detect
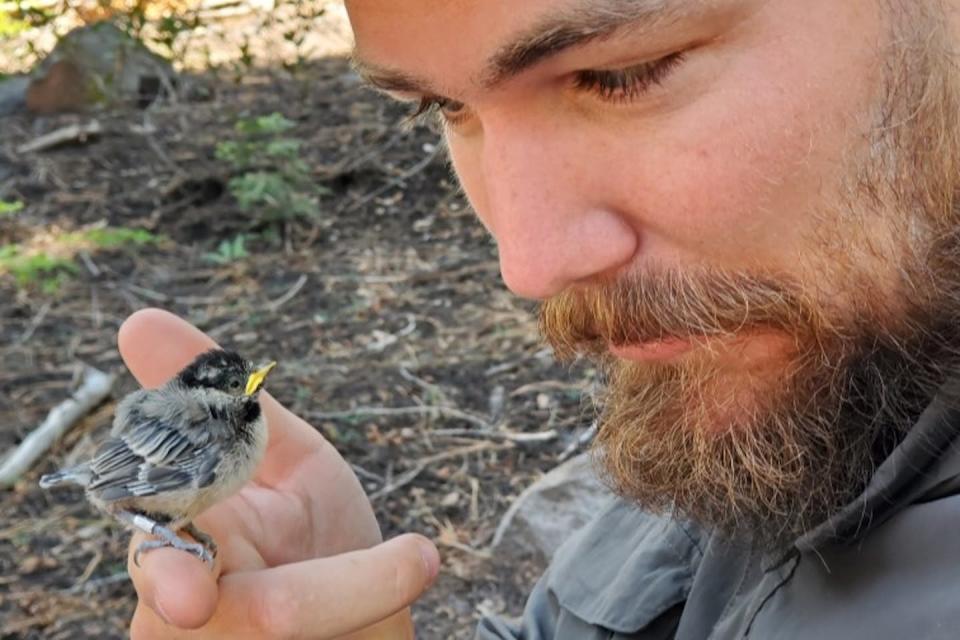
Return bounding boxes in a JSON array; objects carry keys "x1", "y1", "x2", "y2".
[{"x1": 123, "y1": 1, "x2": 960, "y2": 639}]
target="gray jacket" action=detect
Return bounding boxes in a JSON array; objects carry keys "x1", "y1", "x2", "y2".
[{"x1": 477, "y1": 386, "x2": 960, "y2": 639}]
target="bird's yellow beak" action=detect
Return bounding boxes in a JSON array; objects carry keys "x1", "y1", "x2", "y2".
[{"x1": 245, "y1": 361, "x2": 277, "y2": 396}]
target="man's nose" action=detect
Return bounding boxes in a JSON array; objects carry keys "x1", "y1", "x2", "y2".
[{"x1": 477, "y1": 121, "x2": 639, "y2": 300}]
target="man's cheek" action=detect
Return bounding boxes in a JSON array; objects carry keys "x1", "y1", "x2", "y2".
[
  {"x1": 444, "y1": 138, "x2": 493, "y2": 234},
  {"x1": 621, "y1": 91, "x2": 832, "y2": 269}
]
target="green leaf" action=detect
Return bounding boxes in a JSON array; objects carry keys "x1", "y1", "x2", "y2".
[
  {"x1": 265, "y1": 138, "x2": 301, "y2": 159},
  {"x1": 229, "y1": 172, "x2": 290, "y2": 209},
  {"x1": 204, "y1": 233, "x2": 249, "y2": 264},
  {"x1": 80, "y1": 227, "x2": 159, "y2": 248},
  {"x1": 236, "y1": 112, "x2": 296, "y2": 136},
  {"x1": 0, "y1": 199, "x2": 24, "y2": 215}
]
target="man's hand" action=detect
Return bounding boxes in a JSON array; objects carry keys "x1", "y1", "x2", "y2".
[{"x1": 119, "y1": 309, "x2": 439, "y2": 639}]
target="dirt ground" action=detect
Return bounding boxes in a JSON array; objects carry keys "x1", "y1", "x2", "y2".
[{"x1": 0, "y1": 51, "x2": 599, "y2": 638}]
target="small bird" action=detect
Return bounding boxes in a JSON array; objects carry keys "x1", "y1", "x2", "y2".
[{"x1": 40, "y1": 349, "x2": 276, "y2": 567}]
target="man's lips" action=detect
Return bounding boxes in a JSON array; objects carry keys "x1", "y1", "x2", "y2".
[{"x1": 609, "y1": 337, "x2": 694, "y2": 362}]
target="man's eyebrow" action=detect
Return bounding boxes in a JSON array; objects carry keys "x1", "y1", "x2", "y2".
[
  {"x1": 353, "y1": 0, "x2": 688, "y2": 95},
  {"x1": 351, "y1": 55, "x2": 434, "y2": 94},
  {"x1": 485, "y1": 0, "x2": 688, "y2": 87}
]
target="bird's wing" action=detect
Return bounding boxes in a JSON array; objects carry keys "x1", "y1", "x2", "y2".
[{"x1": 88, "y1": 391, "x2": 222, "y2": 502}]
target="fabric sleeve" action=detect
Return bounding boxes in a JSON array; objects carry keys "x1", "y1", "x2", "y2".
[{"x1": 474, "y1": 571, "x2": 560, "y2": 640}]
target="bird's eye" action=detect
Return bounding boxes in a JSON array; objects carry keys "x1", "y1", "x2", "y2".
[{"x1": 229, "y1": 377, "x2": 243, "y2": 391}]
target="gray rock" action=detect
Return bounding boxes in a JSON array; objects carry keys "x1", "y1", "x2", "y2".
[
  {"x1": 27, "y1": 22, "x2": 175, "y2": 113},
  {"x1": 0, "y1": 75, "x2": 29, "y2": 117},
  {"x1": 492, "y1": 453, "x2": 612, "y2": 565}
]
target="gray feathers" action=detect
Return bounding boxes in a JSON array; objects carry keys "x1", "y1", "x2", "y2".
[
  {"x1": 39, "y1": 348, "x2": 271, "y2": 565},
  {"x1": 81, "y1": 386, "x2": 233, "y2": 504},
  {"x1": 42, "y1": 377, "x2": 266, "y2": 521},
  {"x1": 39, "y1": 465, "x2": 92, "y2": 488}
]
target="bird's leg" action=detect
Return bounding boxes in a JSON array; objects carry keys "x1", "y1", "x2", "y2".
[
  {"x1": 182, "y1": 521, "x2": 218, "y2": 559},
  {"x1": 116, "y1": 511, "x2": 215, "y2": 568}
]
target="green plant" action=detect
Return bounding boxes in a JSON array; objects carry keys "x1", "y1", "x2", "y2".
[
  {"x1": 0, "y1": 10, "x2": 30, "y2": 39},
  {"x1": 0, "y1": 226, "x2": 161, "y2": 293},
  {"x1": 215, "y1": 112, "x2": 327, "y2": 225},
  {"x1": 205, "y1": 233, "x2": 249, "y2": 264},
  {"x1": 2, "y1": 1, "x2": 204, "y2": 73},
  {"x1": 4, "y1": 3, "x2": 55, "y2": 31},
  {"x1": 0, "y1": 199, "x2": 24, "y2": 216},
  {"x1": 74, "y1": 226, "x2": 159, "y2": 248},
  {"x1": 150, "y1": 11, "x2": 201, "y2": 59},
  {"x1": 0, "y1": 244, "x2": 78, "y2": 293}
]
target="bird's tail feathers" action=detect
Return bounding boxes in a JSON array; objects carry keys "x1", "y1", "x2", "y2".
[{"x1": 39, "y1": 466, "x2": 91, "y2": 489}]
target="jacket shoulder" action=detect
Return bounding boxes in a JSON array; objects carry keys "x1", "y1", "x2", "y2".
[
  {"x1": 751, "y1": 493, "x2": 960, "y2": 639},
  {"x1": 478, "y1": 497, "x2": 703, "y2": 639}
]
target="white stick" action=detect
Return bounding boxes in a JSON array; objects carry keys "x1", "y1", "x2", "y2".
[
  {"x1": 16, "y1": 121, "x2": 103, "y2": 154},
  {"x1": 0, "y1": 366, "x2": 115, "y2": 488}
]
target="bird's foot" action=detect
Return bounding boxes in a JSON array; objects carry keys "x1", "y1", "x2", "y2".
[
  {"x1": 133, "y1": 536, "x2": 214, "y2": 568},
  {"x1": 118, "y1": 511, "x2": 216, "y2": 569},
  {"x1": 183, "y1": 522, "x2": 218, "y2": 560}
]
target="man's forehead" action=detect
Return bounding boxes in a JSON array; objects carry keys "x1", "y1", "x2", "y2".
[{"x1": 347, "y1": 0, "x2": 699, "y2": 94}]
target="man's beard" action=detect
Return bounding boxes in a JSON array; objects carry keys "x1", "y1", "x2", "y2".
[{"x1": 539, "y1": 6, "x2": 960, "y2": 548}]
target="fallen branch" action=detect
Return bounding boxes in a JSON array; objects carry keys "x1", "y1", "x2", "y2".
[
  {"x1": 0, "y1": 365, "x2": 115, "y2": 488},
  {"x1": 16, "y1": 121, "x2": 103, "y2": 154}
]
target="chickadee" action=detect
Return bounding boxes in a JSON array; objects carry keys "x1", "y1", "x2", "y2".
[{"x1": 40, "y1": 349, "x2": 276, "y2": 567}]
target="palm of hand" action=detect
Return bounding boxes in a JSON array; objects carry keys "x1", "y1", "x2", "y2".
[
  {"x1": 194, "y1": 402, "x2": 382, "y2": 574},
  {"x1": 119, "y1": 311, "x2": 432, "y2": 639}
]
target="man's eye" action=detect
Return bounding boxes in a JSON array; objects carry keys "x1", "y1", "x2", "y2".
[
  {"x1": 407, "y1": 96, "x2": 469, "y2": 127},
  {"x1": 573, "y1": 52, "x2": 686, "y2": 103}
]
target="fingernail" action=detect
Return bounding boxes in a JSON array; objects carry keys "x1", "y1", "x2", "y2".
[{"x1": 417, "y1": 538, "x2": 440, "y2": 584}]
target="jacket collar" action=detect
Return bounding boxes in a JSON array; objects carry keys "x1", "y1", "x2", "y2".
[{"x1": 793, "y1": 378, "x2": 960, "y2": 554}]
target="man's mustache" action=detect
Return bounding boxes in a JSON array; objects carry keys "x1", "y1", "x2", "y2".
[{"x1": 539, "y1": 267, "x2": 819, "y2": 359}]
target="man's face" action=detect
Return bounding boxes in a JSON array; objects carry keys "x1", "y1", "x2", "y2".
[{"x1": 348, "y1": 1, "x2": 960, "y2": 543}]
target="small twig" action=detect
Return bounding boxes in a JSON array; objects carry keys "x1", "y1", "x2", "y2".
[
  {"x1": 369, "y1": 464, "x2": 424, "y2": 501},
  {"x1": 416, "y1": 441, "x2": 513, "y2": 467},
  {"x1": 17, "y1": 121, "x2": 103, "y2": 154},
  {"x1": 76, "y1": 250, "x2": 101, "y2": 278},
  {"x1": 75, "y1": 549, "x2": 102, "y2": 586},
  {"x1": 312, "y1": 405, "x2": 495, "y2": 430},
  {"x1": 437, "y1": 538, "x2": 491, "y2": 559},
  {"x1": 206, "y1": 316, "x2": 246, "y2": 340},
  {"x1": 398, "y1": 366, "x2": 447, "y2": 400},
  {"x1": 266, "y1": 274, "x2": 307, "y2": 312},
  {"x1": 337, "y1": 145, "x2": 442, "y2": 214},
  {"x1": 469, "y1": 477, "x2": 480, "y2": 522},
  {"x1": 89, "y1": 287, "x2": 103, "y2": 329},
  {"x1": 63, "y1": 570, "x2": 129, "y2": 594},
  {"x1": 429, "y1": 428, "x2": 558, "y2": 444},
  {"x1": 557, "y1": 421, "x2": 598, "y2": 463},
  {"x1": 17, "y1": 301, "x2": 51, "y2": 344},
  {"x1": 370, "y1": 442, "x2": 513, "y2": 500},
  {"x1": 350, "y1": 463, "x2": 385, "y2": 484},
  {"x1": 0, "y1": 365, "x2": 115, "y2": 488},
  {"x1": 144, "y1": 129, "x2": 182, "y2": 175},
  {"x1": 119, "y1": 282, "x2": 168, "y2": 302},
  {"x1": 118, "y1": 283, "x2": 223, "y2": 306},
  {"x1": 510, "y1": 380, "x2": 589, "y2": 397}
]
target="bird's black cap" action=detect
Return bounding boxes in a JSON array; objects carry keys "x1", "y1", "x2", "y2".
[{"x1": 176, "y1": 348, "x2": 251, "y2": 394}]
